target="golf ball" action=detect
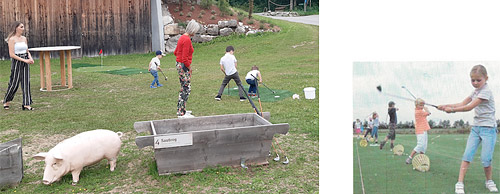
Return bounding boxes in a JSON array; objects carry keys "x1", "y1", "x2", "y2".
[{"x1": 274, "y1": 96, "x2": 280, "y2": 98}]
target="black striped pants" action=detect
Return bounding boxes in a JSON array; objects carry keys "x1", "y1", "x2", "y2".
[{"x1": 4, "y1": 53, "x2": 32, "y2": 106}]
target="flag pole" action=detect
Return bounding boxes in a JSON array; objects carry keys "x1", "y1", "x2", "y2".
[{"x1": 100, "y1": 49, "x2": 103, "y2": 67}]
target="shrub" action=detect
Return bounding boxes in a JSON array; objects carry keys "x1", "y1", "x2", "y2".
[
  {"x1": 259, "y1": 24, "x2": 264, "y2": 29},
  {"x1": 229, "y1": 11, "x2": 234, "y2": 16},
  {"x1": 269, "y1": 23, "x2": 274, "y2": 28},
  {"x1": 237, "y1": 15, "x2": 244, "y2": 22},
  {"x1": 218, "y1": 0, "x2": 231, "y2": 16},
  {"x1": 174, "y1": 8, "x2": 179, "y2": 12},
  {"x1": 201, "y1": 10, "x2": 206, "y2": 15},
  {"x1": 211, "y1": 15, "x2": 216, "y2": 20},
  {"x1": 187, "y1": 12, "x2": 192, "y2": 17},
  {"x1": 237, "y1": 11, "x2": 243, "y2": 16},
  {"x1": 190, "y1": 6, "x2": 195, "y2": 11},
  {"x1": 198, "y1": 14, "x2": 203, "y2": 18},
  {"x1": 247, "y1": 19, "x2": 254, "y2": 25},
  {"x1": 211, "y1": 10, "x2": 216, "y2": 14},
  {"x1": 201, "y1": 0, "x2": 212, "y2": 9},
  {"x1": 179, "y1": 12, "x2": 184, "y2": 16}
]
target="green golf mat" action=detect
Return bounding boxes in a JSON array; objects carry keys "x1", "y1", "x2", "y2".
[
  {"x1": 72, "y1": 63, "x2": 146, "y2": 75},
  {"x1": 222, "y1": 85, "x2": 293, "y2": 102}
]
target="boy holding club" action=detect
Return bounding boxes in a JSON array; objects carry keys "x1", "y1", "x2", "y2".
[
  {"x1": 406, "y1": 98, "x2": 431, "y2": 164},
  {"x1": 214, "y1": 46, "x2": 247, "y2": 102},
  {"x1": 380, "y1": 101, "x2": 399, "y2": 150},
  {"x1": 148, "y1": 50, "x2": 165, "y2": 88}
]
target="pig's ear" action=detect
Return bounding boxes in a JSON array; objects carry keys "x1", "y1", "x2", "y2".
[
  {"x1": 52, "y1": 151, "x2": 64, "y2": 160},
  {"x1": 33, "y1": 152, "x2": 48, "y2": 160}
]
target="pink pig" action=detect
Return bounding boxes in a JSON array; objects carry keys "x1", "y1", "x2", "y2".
[{"x1": 33, "y1": 129, "x2": 123, "y2": 185}]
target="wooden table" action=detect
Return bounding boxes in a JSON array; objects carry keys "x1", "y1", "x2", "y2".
[{"x1": 28, "y1": 46, "x2": 81, "y2": 91}]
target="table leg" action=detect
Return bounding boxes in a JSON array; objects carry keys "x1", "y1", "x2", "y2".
[
  {"x1": 44, "y1": 52, "x2": 52, "y2": 91},
  {"x1": 60, "y1": 51, "x2": 66, "y2": 86},
  {"x1": 39, "y1": 52, "x2": 45, "y2": 90},
  {"x1": 66, "y1": 50, "x2": 73, "y2": 89}
]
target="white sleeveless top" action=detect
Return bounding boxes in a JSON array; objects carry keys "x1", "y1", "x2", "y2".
[
  {"x1": 14, "y1": 42, "x2": 28, "y2": 54},
  {"x1": 245, "y1": 70, "x2": 260, "y2": 80}
]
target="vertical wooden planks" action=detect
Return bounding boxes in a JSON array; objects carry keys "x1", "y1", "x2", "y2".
[{"x1": 0, "y1": 0, "x2": 152, "y2": 60}]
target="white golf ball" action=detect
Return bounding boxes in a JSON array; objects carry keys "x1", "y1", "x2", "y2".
[{"x1": 275, "y1": 96, "x2": 280, "y2": 98}]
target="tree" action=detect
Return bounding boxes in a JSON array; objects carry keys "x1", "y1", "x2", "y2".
[{"x1": 248, "y1": 0, "x2": 253, "y2": 19}]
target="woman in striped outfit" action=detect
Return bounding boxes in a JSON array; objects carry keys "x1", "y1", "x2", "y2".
[{"x1": 3, "y1": 21, "x2": 34, "y2": 110}]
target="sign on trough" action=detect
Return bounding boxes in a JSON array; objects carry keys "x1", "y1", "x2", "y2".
[{"x1": 154, "y1": 133, "x2": 193, "y2": 149}]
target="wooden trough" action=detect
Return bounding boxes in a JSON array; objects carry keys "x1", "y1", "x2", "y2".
[
  {"x1": 134, "y1": 112, "x2": 289, "y2": 175},
  {"x1": 0, "y1": 138, "x2": 23, "y2": 187}
]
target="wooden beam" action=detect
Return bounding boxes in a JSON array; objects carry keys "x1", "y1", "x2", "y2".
[
  {"x1": 59, "y1": 51, "x2": 66, "y2": 86},
  {"x1": 44, "y1": 52, "x2": 52, "y2": 91},
  {"x1": 66, "y1": 50, "x2": 72, "y2": 89}
]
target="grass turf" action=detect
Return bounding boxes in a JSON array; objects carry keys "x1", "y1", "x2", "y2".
[
  {"x1": 221, "y1": 85, "x2": 294, "y2": 102},
  {"x1": 0, "y1": 14, "x2": 318, "y2": 193},
  {"x1": 353, "y1": 132, "x2": 500, "y2": 194}
]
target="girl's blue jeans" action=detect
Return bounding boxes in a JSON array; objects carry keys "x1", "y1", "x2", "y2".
[
  {"x1": 151, "y1": 70, "x2": 159, "y2": 86},
  {"x1": 462, "y1": 126, "x2": 497, "y2": 167}
]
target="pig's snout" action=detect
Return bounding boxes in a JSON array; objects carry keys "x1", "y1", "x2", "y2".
[{"x1": 43, "y1": 180, "x2": 51, "y2": 185}]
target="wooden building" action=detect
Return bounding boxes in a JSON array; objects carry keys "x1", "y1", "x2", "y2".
[{"x1": 0, "y1": 0, "x2": 161, "y2": 60}]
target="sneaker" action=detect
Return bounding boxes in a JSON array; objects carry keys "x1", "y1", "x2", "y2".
[
  {"x1": 240, "y1": 97, "x2": 246, "y2": 102},
  {"x1": 150, "y1": 85, "x2": 157, "y2": 88},
  {"x1": 215, "y1": 96, "x2": 221, "y2": 101},
  {"x1": 390, "y1": 144, "x2": 394, "y2": 149},
  {"x1": 455, "y1": 182, "x2": 465, "y2": 194},
  {"x1": 157, "y1": 84, "x2": 163, "y2": 87},
  {"x1": 405, "y1": 157, "x2": 412, "y2": 164},
  {"x1": 486, "y1": 180, "x2": 498, "y2": 192},
  {"x1": 379, "y1": 141, "x2": 386, "y2": 150}
]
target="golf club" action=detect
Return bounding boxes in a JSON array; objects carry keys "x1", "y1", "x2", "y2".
[
  {"x1": 159, "y1": 69, "x2": 168, "y2": 81},
  {"x1": 237, "y1": 84, "x2": 261, "y2": 116},
  {"x1": 402, "y1": 86, "x2": 417, "y2": 99},
  {"x1": 251, "y1": 74, "x2": 276, "y2": 94},
  {"x1": 376, "y1": 85, "x2": 438, "y2": 108},
  {"x1": 256, "y1": 80, "x2": 264, "y2": 114},
  {"x1": 154, "y1": 62, "x2": 167, "y2": 81}
]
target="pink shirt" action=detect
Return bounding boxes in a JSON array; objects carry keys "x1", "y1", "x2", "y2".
[{"x1": 414, "y1": 108, "x2": 431, "y2": 134}]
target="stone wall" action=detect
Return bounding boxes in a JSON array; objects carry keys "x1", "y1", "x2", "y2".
[{"x1": 161, "y1": 2, "x2": 274, "y2": 53}]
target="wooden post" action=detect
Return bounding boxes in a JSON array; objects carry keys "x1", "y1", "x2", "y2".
[
  {"x1": 39, "y1": 53, "x2": 45, "y2": 90},
  {"x1": 304, "y1": 0, "x2": 306, "y2": 12},
  {"x1": 59, "y1": 51, "x2": 66, "y2": 86},
  {"x1": 67, "y1": 50, "x2": 73, "y2": 89},
  {"x1": 290, "y1": 0, "x2": 293, "y2": 11},
  {"x1": 44, "y1": 52, "x2": 52, "y2": 91}
]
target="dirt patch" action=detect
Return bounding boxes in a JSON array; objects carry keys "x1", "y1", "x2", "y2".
[
  {"x1": 0, "y1": 129, "x2": 19, "y2": 137},
  {"x1": 168, "y1": 2, "x2": 280, "y2": 31},
  {"x1": 23, "y1": 133, "x2": 69, "y2": 174}
]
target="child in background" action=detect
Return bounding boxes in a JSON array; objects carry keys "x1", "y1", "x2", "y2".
[
  {"x1": 438, "y1": 65, "x2": 497, "y2": 194},
  {"x1": 355, "y1": 119, "x2": 362, "y2": 139},
  {"x1": 245, "y1": 65, "x2": 262, "y2": 96},
  {"x1": 214, "y1": 46, "x2": 247, "y2": 101},
  {"x1": 380, "y1": 101, "x2": 398, "y2": 150},
  {"x1": 372, "y1": 112, "x2": 380, "y2": 143},
  {"x1": 363, "y1": 117, "x2": 373, "y2": 141},
  {"x1": 406, "y1": 98, "x2": 431, "y2": 164},
  {"x1": 148, "y1": 50, "x2": 165, "y2": 88}
]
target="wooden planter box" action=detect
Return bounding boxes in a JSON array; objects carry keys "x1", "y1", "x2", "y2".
[
  {"x1": 134, "y1": 112, "x2": 289, "y2": 175},
  {"x1": 0, "y1": 138, "x2": 23, "y2": 187}
]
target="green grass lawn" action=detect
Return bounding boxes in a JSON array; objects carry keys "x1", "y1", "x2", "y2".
[
  {"x1": 0, "y1": 15, "x2": 318, "y2": 193},
  {"x1": 353, "y1": 132, "x2": 500, "y2": 194}
]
